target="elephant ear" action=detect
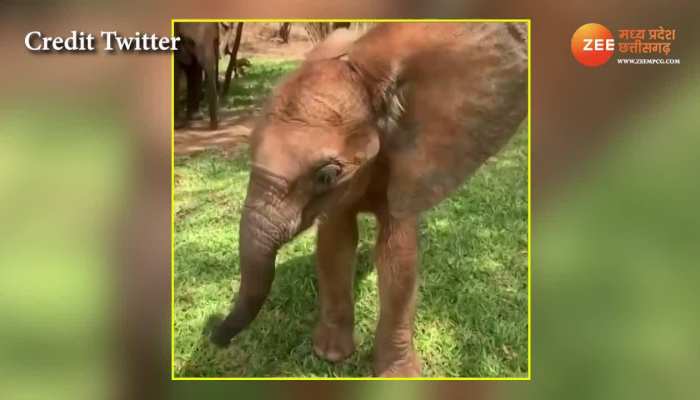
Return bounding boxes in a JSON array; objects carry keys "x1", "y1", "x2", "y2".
[
  {"x1": 305, "y1": 28, "x2": 361, "y2": 61},
  {"x1": 351, "y1": 24, "x2": 528, "y2": 218},
  {"x1": 304, "y1": 28, "x2": 378, "y2": 165}
]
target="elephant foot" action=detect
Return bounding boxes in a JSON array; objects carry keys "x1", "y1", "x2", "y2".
[
  {"x1": 374, "y1": 349, "x2": 421, "y2": 377},
  {"x1": 312, "y1": 321, "x2": 355, "y2": 362}
]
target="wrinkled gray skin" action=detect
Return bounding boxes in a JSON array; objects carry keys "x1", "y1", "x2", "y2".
[
  {"x1": 174, "y1": 22, "x2": 219, "y2": 130},
  {"x1": 211, "y1": 165, "x2": 311, "y2": 344}
]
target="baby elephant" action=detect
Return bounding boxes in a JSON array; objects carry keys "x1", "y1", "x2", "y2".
[{"x1": 211, "y1": 22, "x2": 528, "y2": 377}]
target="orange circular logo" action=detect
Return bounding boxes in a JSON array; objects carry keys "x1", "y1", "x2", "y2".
[{"x1": 571, "y1": 23, "x2": 615, "y2": 67}]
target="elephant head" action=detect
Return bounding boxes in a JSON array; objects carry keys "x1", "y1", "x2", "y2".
[{"x1": 211, "y1": 23, "x2": 527, "y2": 346}]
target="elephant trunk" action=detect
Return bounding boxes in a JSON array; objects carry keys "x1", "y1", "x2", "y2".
[{"x1": 210, "y1": 201, "x2": 284, "y2": 347}]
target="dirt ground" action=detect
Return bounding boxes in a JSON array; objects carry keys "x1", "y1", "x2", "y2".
[
  {"x1": 173, "y1": 109, "x2": 257, "y2": 157},
  {"x1": 174, "y1": 23, "x2": 312, "y2": 157},
  {"x1": 238, "y1": 23, "x2": 313, "y2": 61}
]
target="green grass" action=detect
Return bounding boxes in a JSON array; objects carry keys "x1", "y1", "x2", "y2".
[
  {"x1": 218, "y1": 58, "x2": 300, "y2": 112},
  {"x1": 174, "y1": 60, "x2": 528, "y2": 378}
]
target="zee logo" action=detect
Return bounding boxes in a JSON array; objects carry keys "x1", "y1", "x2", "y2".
[
  {"x1": 583, "y1": 38, "x2": 615, "y2": 52},
  {"x1": 572, "y1": 23, "x2": 615, "y2": 67}
]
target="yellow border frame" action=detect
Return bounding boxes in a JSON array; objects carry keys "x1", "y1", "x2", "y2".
[{"x1": 171, "y1": 18, "x2": 532, "y2": 381}]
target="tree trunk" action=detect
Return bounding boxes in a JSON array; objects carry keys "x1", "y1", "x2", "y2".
[
  {"x1": 222, "y1": 22, "x2": 244, "y2": 96},
  {"x1": 332, "y1": 22, "x2": 351, "y2": 30},
  {"x1": 278, "y1": 23, "x2": 291, "y2": 43}
]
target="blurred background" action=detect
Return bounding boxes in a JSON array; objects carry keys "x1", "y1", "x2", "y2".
[{"x1": 0, "y1": 1, "x2": 698, "y2": 399}]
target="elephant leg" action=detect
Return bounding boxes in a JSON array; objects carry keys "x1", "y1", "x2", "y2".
[
  {"x1": 173, "y1": 63, "x2": 186, "y2": 129},
  {"x1": 313, "y1": 209, "x2": 358, "y2": 362},
  {"x1": 215, "y1": 55, "x2": 220, "y2": 94},
  {"x1": 373, "y1": 213, "x2": 421, "y2": 377},
  {"x1": 203, "y1": 64, "x2": 218, "y2": 130},
  {"x1": 195, "y1": 41, "x2": 219, "y2": 130},
  {"x1": 185, "y1": 63, "x2": 203, "y2": 121}
]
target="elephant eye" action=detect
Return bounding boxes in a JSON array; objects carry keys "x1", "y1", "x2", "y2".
[{"x1": 315, "y1": 163, "x2": 342, "y2": 189}]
